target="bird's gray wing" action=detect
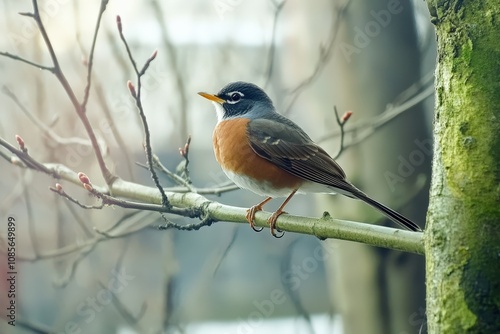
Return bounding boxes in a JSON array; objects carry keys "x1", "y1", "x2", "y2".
[{"x1": 247, "y1": 117, "x2": 352, "y2": 191}]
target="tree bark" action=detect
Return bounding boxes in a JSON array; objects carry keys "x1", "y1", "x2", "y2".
[{"x1": 425, "y1": 1, "x2": 500, "y2": 332}]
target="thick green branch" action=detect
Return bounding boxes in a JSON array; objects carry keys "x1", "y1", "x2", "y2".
[{"x1": 38, "y1": 163, "x2": 424, "y2": 255}]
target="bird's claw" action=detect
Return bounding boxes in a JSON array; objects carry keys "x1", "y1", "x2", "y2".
[
  {"x1": 268, "y1": 211, "x2": 286, "y2": 238},
  {"x1": 246, "y1": 205, "x2": 264, "y2": 232}
]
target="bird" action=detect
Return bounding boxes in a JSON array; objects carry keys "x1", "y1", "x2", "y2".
[{"x1": 198, "y1": 81, "x2": 422, "y2": 237}]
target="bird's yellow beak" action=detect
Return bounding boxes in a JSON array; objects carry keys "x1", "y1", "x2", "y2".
[{"x1": 198, "y1": 92, "x2": 225, "y2": 104}]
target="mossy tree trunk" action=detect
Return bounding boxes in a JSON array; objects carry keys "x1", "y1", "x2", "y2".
[{"x1": 425, "y1": 1, "x2": 500, "y2": 332}]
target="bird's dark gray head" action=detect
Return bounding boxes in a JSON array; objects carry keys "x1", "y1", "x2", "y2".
[{"x1": 198, "y1": 81, "x2": 276, "y2": 122}]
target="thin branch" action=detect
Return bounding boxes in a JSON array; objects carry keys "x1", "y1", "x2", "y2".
[
  {"x1": 21, "y1": 171, "x2": 39, "y2": 257},
  {"x1": 117, "y1": 15, "x2": 169, "y2": 207},
  {"x1": 2, "y1": 0, "x2": 117, "y2": 185},
  {"x1": 0, "y1": 136, "x2": 57, "y2": 176},
  {"x1": 2, "y1": 86, "x2": 94, "y2": 147},
  {"x1": 283, "y1": 0, "x2": 352, "y2": 114},
  {"x1": 101, "y1": 273, "x2": 147, "y2": 327},
  {"x1": 53, "y1": 240, "x2": 100, "y2": 288},
  {"x1": 317, "y1": 83, "x2": 434, "y2": 145},
  {"x1": 332, "y1": 106, "x2": 352, "y2": 160},
  {"x1": 152, "y1": 155, "x2": 194, "y2": 191},
  {"x1": 61, "y1": 199, "x2": 95, "y2": 238},
  {"x1": 150, "y1": 0, "x2": 189, "y2": 142},
  {"x1": 177, "y1": 135, "x2": 192, "y2": 183},
  {"x1": 50, "y1": 184, "x2": 105, "y2": 210},
  {"x1": 0, "y1": 51, "x2": 54, "y2": 72},
  {"x1": 281, "y1": 239, "x2": 314, "y2": 334},
  {"x1": 92, "y1": 78, "x2": 135, "y2": 181},
  {"x1": 212, "y1": 226, "x2": 238, "y2": 277},
  {"x1": 16, "y1": 318, "x2": 52, "y2": 334},
  {"x1": 4, "y1": 212, "x2": 157, "y2": 262},
  {"x1": 263, "y1": 0, "x2": 287, "y2": 88},
  {"x1": 29, "y1": 0, "x2": 115, "y2": 185},
  {"x1": 101, "y1": 245, "x2": 147, "y2": 327},
  {"x1": 81, "y1": 0, "x2": 109, "y2": 110}
]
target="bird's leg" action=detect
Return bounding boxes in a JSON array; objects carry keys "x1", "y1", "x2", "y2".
[
  {"x1": 246, "y1": 197, "x2": 273, "y2": 232},
  {"x1": 268, "y1": 189, "x2": 297, "y2": 238}
]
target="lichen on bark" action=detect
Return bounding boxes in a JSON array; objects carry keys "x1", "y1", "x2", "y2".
[{"x1": 425, "y1": 0, "x2": 500, "y2": 332}]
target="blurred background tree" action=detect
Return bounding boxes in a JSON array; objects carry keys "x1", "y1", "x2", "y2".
[{"x1": 0, "y1": 1, "x2": 435, "y2": 333}]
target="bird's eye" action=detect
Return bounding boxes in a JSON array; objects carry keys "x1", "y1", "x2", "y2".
[
  {"x1": 230, "y1": 93, "x2": 241, "y2": 102},
  {"x1": 226, "y1": 91, "x2": 243, "y2": 104}
]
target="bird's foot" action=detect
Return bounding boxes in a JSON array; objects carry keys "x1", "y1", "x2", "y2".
[
  {"x1": 268, "y1": 210, "x2": 286, "y2": 238},
  {"x1": 246, "y1": 205, "x2": 264, "y2": 232}
]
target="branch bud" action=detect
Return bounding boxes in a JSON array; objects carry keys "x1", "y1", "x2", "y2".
[
  {"x1": 55, "y1": 183, "x2": 63, "y2": 192},
  {"x1": 150, "y1": 49, "x2": 158, "y2": 61},
  {"x1": 341, "y1": 111, "x2": 353, "y2": 123},
  {"x1": 78, "y1": 172, "x2": 91, "y2": 185},
  {"x1": 15, "y1": 134, "x2": 26, "y2": 151},
  {"x1": 11, "y1": 157, "x2": 22, "y2": 166},
  {"x1": 116, "y1": 15, "x2": 122, "y2": 33},
  {"x1": 127, "y1": 80, "x2": 136, "y2": 98}
]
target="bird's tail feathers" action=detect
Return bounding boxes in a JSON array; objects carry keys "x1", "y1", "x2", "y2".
[{"x1": 352, "y1": 191, "x2": 422, "y2": 232}]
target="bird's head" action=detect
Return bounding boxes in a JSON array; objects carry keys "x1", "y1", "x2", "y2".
[{"x1": 198, "y1": 81, "x2": 275, "y2": 122}]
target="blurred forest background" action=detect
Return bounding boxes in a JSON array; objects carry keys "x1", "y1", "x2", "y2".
[{"x1": 0, "y1": 0, "x2": 435, "y2": 333}]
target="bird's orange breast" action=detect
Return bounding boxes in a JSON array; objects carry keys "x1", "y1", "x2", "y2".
[{"x1": 213, "y1": 118, "x2": 302, "y2": 190}]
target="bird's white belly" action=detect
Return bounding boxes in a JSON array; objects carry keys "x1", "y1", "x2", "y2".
[{"x1": 223, "y1": 170, "x2": 297, "y2": 197}]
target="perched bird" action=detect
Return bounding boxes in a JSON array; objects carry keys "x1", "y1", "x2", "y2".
[{"x1": 199, "y1": 82, "x2": 422, "y2": 237}]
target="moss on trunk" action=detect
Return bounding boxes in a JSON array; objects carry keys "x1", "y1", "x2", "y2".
[{"x1": 426, "y1": 1, "x2": 500, "y2": 332}]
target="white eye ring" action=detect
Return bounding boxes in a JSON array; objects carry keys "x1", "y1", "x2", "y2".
[{"x1": 226, "y1": 91, "x2": 244, "y2": 104}]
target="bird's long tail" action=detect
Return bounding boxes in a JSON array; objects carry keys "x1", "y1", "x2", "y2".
[{"x1": 353, "y1": 191, "x2": 422, "y2": 232}]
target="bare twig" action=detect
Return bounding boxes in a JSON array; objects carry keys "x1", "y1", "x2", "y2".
[
  {"x1": 0, "y1": 136, "x2": 57, "y2": 176},
  {"x1": 150, "y1": 0, "x2": 189, "y2": 142},
  {"x1": 281, "y1": 239, "x2": 314, "y2": 334},
  {"x1": 263, "y1": 0, "x2": 287, "y2": 88},
  {"x1": 92, "y1": 78, "x2": 136, "y2": 181},
  {"x1": 76, "y1": 172, "x2": 195, "y2": 217},
  {"x1": 117, "y1": 15, "x2": 169, "y2": 208},
  {"x1": 4, "y1": 0, "x2": 116, "y2": 185},
  {"x1": 16, "y1": 318, "x2": 52, "y2": 334},
  {"x1": 53, "y1": 240, "x2": 100, "y2": 287},
  {"x1": 81, "y1": 0, "x2": 109, "y2": 110},
  {"x1": 176, "y1": 135, "x2": 192, "y2": 182},
  {"x1": 101, "y1": 245, "x2": 147, "y2": 327},
  {"x1": 0, "y1": 51, "x2": 54, "y2": 72},
  {"x1": 283, "y1": 0, "x2": 352, "y2": 114},
  {"x1": 61, "y1": 199, "x2": 94, "y2": 237},
  {"x1": 317, "y1": 79, "x2": 434, "y2": 145},
  {"x1": 21, "y1": 171, "x2": 39, "y2": 257},
  {"x1": 212, "y1": 226, "x2": 238, "y2": 277},
  {"x1": 2, "y1": 86, "x2": 95, "y2": 147},
  {"x1": 332, "y1": 106, "x2": 352, "y2": 160},
  {"x1": 158, "y1": 211, "x2": 214, "y2": 231},
  {"x1": 151, "y1": 155, "x2": 194, "y2": 191},
  {"x1": 4, "y1": 211, "x2": 158, "y2": 262},
  {"x1": 50, "y1": 183, "x2": 105, "y2": 210}
]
